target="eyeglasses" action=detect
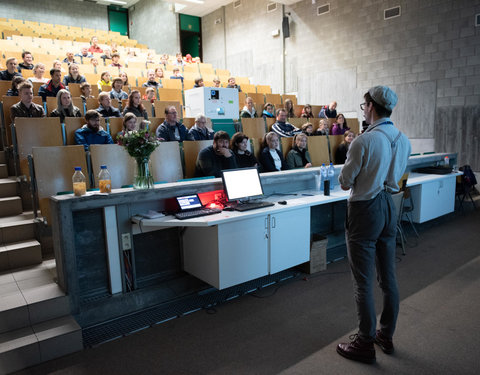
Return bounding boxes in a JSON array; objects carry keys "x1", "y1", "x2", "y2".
[
  {"x1": 360, "y1": 102, "x2": 369, "y2": 110},
  {"x1": 167, "y1": 112, "x2": 177, "y2": 115}
]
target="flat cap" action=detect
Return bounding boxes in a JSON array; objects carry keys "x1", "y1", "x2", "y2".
[{"x1": 368, "y1": 85, "x2": 398, "y2": 111}]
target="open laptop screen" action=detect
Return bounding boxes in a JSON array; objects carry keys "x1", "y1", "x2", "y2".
[
  {"x1": 222, "y1": 167, "x2": 264, "y2": 202},
  {"x1": 176, "y1": 194, "x2": 203, "y2": 210}
]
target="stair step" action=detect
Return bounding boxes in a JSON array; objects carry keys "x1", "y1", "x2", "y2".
[
  {"x1": 0, "y1": 219, "x2": 35, "y2": 245},
  {"x1": 0, "y1": 239, "x2": 42, "y2": 272},
  {"x1": 0, "y1": 197, "x2": 23, "y2": 218},
  {"x1": 0, "y1": 178, "x2": 17, "y2": 199},
  {"x1": 0, "y1": 165, "x2": 7, "y2": 179},
  {"x1": 0, "y1": 211, "x2": 36, "y2": 225},
  {"x1": 0, "y1": 315, "x2": 82, "y2": 374}
]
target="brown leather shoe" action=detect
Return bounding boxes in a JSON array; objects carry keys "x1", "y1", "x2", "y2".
[
  {"x1": 336, "y1": 334, "x2": 376, "y2": 364},
  {"x1": 375, "y1": 330, "x2": 394, "y2": 354}
]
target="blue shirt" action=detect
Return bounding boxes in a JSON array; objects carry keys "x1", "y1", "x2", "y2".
[{"x1": 74, "y1": 126, "x2": 114, "y2": 150}]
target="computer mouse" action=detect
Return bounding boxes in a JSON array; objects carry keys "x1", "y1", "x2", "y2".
[
  {"x1": 223, "y1": 206, "x2": 235, "y2": 211},
  {"x1": 278, "y1": 200, "x2": 287, "y2": 205}
]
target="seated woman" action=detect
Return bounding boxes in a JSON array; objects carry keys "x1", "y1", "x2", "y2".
[
  {"x1": 122, "y1": 90, "x2": 148, "y2": 120},
  {"x1": 119, "y1": 71, "x2": 131, "y2": 92},
  {"x1": 231, "y1": 132, "x2": 258, "y2": 168},
  {"x1": 6, "y1": 76, "x2": 25, "y2": 96},
  {"x1": 97, "y1": 71, "x2": 112, "y2": 91},
  {"x1": 50, "y1": 89, "x2": 82, "y2": 122},
  {"x1": 315, "y1": 119, "x2": 329, "y2": 135},
  {"x1": 284, "y1": 98, "x2": 295, "y2": 118},
  {"x1": 335, "y1": 130, "x2": 355, "y2": 164},
  {"x1": 80, "y1": 82, "x2": 94, "y2": 103},
  {"x1": 52, "y1": 60, "x2": 66, "y2": 73},
  {"x1": 28, "y1": 63, "x2": 49, "y2": 83},
  {"x1": 259, "y1": 132, "x2": 288, "y2": 172},
  {"x1": 188, "y1": 113, "x2": 214, "y2": 140},
  {"x1": 109, "y1": 77, "x2": 128, "y2": 101},
  {"x1": 62, "y1": 63, "x2": 86, "y2": 86},
  {"x1": 240, "y1": 97, "x2": 257, "y2": 118},
  {"x1": 143, "y1": 87, "x2": 156, "y2": 103},
  {"x1": 301, "y1": 104, "x2": 314, "y2": 119},
  {"x1": 117, "y1": 112, "x2": 139, "y2": 139},
  {"x1": 155, "y1": 67, "x2": 164, "y2": 80},
  {"x1": 301, "y1": 123, "x2": 314, "y2": 136},
  {"x1": 170, "y1": 67, "x2": 184, "y2": 82},
  {"x1": 286, "y1": 133, "x2": 312, "y2": 169},
  {"x1": 262, "y1": 103, "x2": 275, "y2": 118},
  {"x1": 331, "y1": 113, "x2": 350, "y2": 135}
]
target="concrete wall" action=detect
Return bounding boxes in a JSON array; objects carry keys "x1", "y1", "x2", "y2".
[
  {"x1": 128, "y1": 0, "x2": 179, "y2": 54},
  {"x1": 202, "y1": 0, "x2": 480, "y2": 169},
  {"x1": 0, "y1": 0, "x2": 109, "y2": 30}
]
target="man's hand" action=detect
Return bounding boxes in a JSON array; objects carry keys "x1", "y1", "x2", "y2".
[
  {"x1": 216, "y1": 147, "x2": 232, "y2": 157},
  {"x1": 304, "y1": 163, "x2": 312, "y2": 168}
]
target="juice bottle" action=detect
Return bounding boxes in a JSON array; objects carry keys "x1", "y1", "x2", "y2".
[
  {"x1": 72, "y1": 167, "x2": 86, "y2": 196},
  {"x1": 98, "y1": 165, "x2": 112, "y2": 193}
]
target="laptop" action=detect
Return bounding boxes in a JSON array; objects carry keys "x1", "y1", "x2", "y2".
[{"x1": 174, "y1": 194, "x2": 221, "y2": 220}]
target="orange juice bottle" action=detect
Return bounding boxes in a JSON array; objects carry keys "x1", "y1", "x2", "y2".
[
  {"x1": 72, "y1": 167, "x2": 86, "y2": 196},
  {"x1": 98, "y1": 165, "x2": 111, "y2": 193}
]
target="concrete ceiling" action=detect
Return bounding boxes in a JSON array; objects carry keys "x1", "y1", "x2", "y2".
[{"x1": 98, "y1": 0, "x2": 300, "y2": 17}]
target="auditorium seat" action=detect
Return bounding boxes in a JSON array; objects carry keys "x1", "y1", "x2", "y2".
[
  {"x1": 241, "y1": 118, "x2": 266, "y2": 140},
  {"x1": 307, "y1": 136, "x2": 330, "y2": 166},
  {"x1": 157, "y1": 89, "x2": 183, "y2": 105},
  {"x1": 182, "y1": 117, "x2": 196, "y2": 129},
  {"x1": 182, "y1": 140, "x2": 213, "y2": 178},
  {"x1": 162, "y1": 79, "x2": 182, "y2": 90},
  {"x1": 0, "y1": 81, "x2": 11, "y2": 98},
  {"x1": 183, "y1": 80, "x2": 195, "y2": 90},
  {"x1": 282, "y1": 94, "x2": 297, "y2": 105},
  {"x1": 154, "y1": 101, "x2": 182, "y2": 120},
  {"x1": 265, "y1": 93, "x2": 282, "y2": 108},
  {"x1": 280, "y1": 137, "x2": 293, "y2": 159},
  {"x1": 241, "y1": 83, "x2": 256, "y2": 93},
  {"x1": 64, "y1": 117, "x2": 87, "y2": 145},
  {"x1": 293, "y1": 104, "x2": 304, "y2": 118},
  {"x1": 245, "y1": 93, "x2": 265, "y2": 106},
  {"x1": 150, "y1": 141, "x2": 183, "y2": 183},
  {"x1": 289, "y1": 118, "x2": 308, "y2": 128},
  {"x1": 256, "y1": 85, "x2": 271, "y2": 94},
  {"x1": 2, "y1": 95, "x2": 43, "y2": 145},
  {"x1": 328, "y1": 135, "x2": 344, "y2": 164},
  {"x1": 89, "y1": 144, "x2": 134, "y2": 189}
]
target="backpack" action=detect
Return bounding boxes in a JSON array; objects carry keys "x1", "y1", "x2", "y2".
[{"x1": 459, "y1": 165, "x2": 477, "y2": 188}]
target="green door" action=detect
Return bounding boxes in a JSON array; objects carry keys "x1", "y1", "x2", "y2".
[{"x1": 108, "y1": 6, "x2": 128, "y2": 36}]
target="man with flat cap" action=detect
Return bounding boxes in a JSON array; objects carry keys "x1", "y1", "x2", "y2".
[{"x1": 336, "y1": 86, "x2": 411, "y2": 364}]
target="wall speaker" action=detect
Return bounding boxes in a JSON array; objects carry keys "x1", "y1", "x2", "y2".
[{"x1": 282, "y1": 16, "x2": 290, "y2": 38}]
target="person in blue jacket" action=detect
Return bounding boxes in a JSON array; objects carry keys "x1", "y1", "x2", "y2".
[{"x1": 75, "y1": 110, "x2": 113, "y2": 150}]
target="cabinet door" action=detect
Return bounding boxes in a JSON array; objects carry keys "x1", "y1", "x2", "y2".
[
  {"x1": 269, "y1": 207, "x2": 310, "y2": 274},
  {"x1": 411, "y1": 176, "x2": 456, "y2": 223}
]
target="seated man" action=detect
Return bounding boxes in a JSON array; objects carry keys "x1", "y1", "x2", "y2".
[
  {"x1": 38, "y1": 68, "x2": 65, "y2": 102},
  {"x1": 88, "y1": 36, "x2": 103, "y2": 53},
  {"x1": 18, "y1": 51, "x2": 34, "y2": 71},
  {"x1": 173, "y1": 52, "x2": 185, "y2": 66},
  {"x1": 193, "y1": 77, "x2": 204, "y2": 88},
  {"x1": 75, "y1": 47, "x2": 93, "y2": 60},
  {"x1": 156, "y1": 106, "x2": 192, "y2": 141},
  {"x1": 170, "y1": 67, "x2": 184, "y2": 82},
  {"x1": 319, "y1": 101, "x2": 337, "y2": 118},
  {"x1": 110, "y1": 53, "x2": 122, "y2": 68},
  {"x1": 75, "y1": 110, "x2": 113, "y2": 150},
  {"x1": 96, "y1": 92, "x2": 121, "y2": 118},
  {"x1": 188, "y1": 114, "x2": 214, "y2": 140},
  {"x1": 226, "y1": 77, "x2": 241, "y2": 91},
  {"x1": 62, "y1": 51, "x2": 77, "y2": 65},
  {"x1": 271, "y1": 108, "x2": 301, "y2": 138},
  {"x1": 195, "y1": 131, "x2": 237, "y2": 177},
  {"x1": 0, "y1": 57, "x2": 22, "y2": 81},
  {"x1": 142, "y1": 69, "x2": 161, "y2": 88},
  {"x1": 10, "y1": 82, "x2": 45, "y2": 122},
  {"x1": 101, "y1": 48, "x2": 112, "y2": 61}
]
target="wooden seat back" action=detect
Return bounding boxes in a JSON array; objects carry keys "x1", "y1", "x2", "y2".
[
  {"x1": 281, "y1": 137, "x2": 293, "y2": 159},
  {"x1": 182, "y1": 140, "x2": 213, "y2": 178},
  {"x1": 154, "y1": 101, "x2": 181, "y2": 119},
  {"x1": 307, "y1": 135, "x2": 330, "y2": 166},
  {"x1": 89, "y1": 144, "x2": 134, "y2": 188},
  {"x1": 64, "y1": 117, "x2": 87, "y2": 145},
  {"x1": 2, "y1": 95, "x2": 43, "y2": 145},
  {"x1": 151, "y1": 141, "x2": 183, "y2": 182},
  {"x1": 327, "y1": 135, "x2": 344, "y2": 164},
  {"x1": 241, "y1": 118, "x2": 266, "y2": 139}
]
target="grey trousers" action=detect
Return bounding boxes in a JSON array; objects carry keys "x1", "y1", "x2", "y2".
[{"x1": 346, "y1": 190, "x2": 399, "y2": 342}]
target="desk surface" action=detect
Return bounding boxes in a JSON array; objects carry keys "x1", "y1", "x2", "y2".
[{"x1": 407, "y1": 171, "x2": 461, "y2": 187}]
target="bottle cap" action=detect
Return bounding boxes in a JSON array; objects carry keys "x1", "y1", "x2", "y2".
[
  {"x1": 74, "y1": 167, "x2": 81, "y2": 171},
  {"x1": 101, "y1": 165, "x2": 107, "y2": 169}
]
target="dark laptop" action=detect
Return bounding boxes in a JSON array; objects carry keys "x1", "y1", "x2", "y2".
[{"x1": 174, "y1": 194, "x2": 221, "y2": 220}]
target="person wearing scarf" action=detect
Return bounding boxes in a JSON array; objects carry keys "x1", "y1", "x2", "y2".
[
  {"x1": 286, "y1": 133, "x2": 312, "y2": 169},
  {"x1": 240, "y1": 97, "x2": 257, "y2": 118}
]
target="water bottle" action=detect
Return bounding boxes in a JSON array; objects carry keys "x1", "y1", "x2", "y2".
[
  {"x1": 444, "y1": 156, "x2": 449, "y2": 167},
  {"x1": 72, "y1": 167, "x2": 86, "y2": 197},
  {"x1": 320, "y1": 164, "x2": 327, "y2": 192},
  {"x1": 328, "y1": 163, "x2": 335, "y2": 190},
  {"x1": 98, "y1": 165, "x2": 111, "y2": 193}
]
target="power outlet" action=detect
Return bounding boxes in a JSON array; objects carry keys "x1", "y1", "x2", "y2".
[{"x1": 121, "y1": 233, "x2": 132, "y2": 250}]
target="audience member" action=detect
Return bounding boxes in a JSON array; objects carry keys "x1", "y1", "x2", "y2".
[
  {"x1": 174, "y1": 53, "x2": 185, "y2": 66},
  {"x1": 315, "y1": 119, "x2": 329, "y2": 135},
  {"x1": 50, "y1": 89, "x2": 82, "y2": 122},
  {"x1": 110, "y1": 53, "x2": 122, "y2": 68},
  {"x1": 213, "y1": 77, "x2": 221, "y2": 88},
  {"x1": 122, "y1": 90, "x2": 148, "y2": 120},
  {"x1": 96, "y1": 92, "x2": 121, "y2": 118},
  {"x1": 286, "y1": 133, "x2": 312, "y2": 169},
  {"x1": 262, "y1": 103, "x2": 275, "y2": 118},
  {"x1": 193, "y1": 77, "x2": 204, "y2": 88},
  {"x1": 90, "y1": 57, "x2": 99, "y2": 68},
  {"x1": 155, "y1": 67, "x2": 164, "y2": 80},
  {"x1": 159, "y1": 54, "x2": 169, "y2": 66},
  {"x1": 10, "y1": 82, "x2": 45, "y2": 122},
  {"x1": 156, "y1": 106, "x2": 192, "y2": 141},
  {"x1": 75, "y1": 110, "x2": 113, "y2": 150},
  {"x1": 188, "y1": 114, "x2": 214, "y2": 140},
  {"x1": 122, "y1": 112, "x2": 139, "y2": 132},
  {"x1": 52, "y1": 60, "x2": 66, "y2": 73},
  {"x1": 63, "y1": 51, "x2": 77, "y2": 65},
  {"x1": 0, "y1": 58, "x2": 22, "y2": 80},
  {"x1": 240, "y1": 97, "x2": 258, "y2": 118},
  {"x1": 18, "y1": 51, "x2": 34, "y2": 71},
  {"x1": 331, "y1": 113, "x2": 350, "y2": 135},
  {"x1": 184, "y1": 54, "x2": 193, "y2": 64},
  {"x1": 272, "y1": 108, "x2": 301, "y2": 138},
  {"x1": 28, "y1": 63, "x2": 49, "y2": 83},
  {"x1": 6, "y1": 76, "x2": 25, "y2": 96},
  {"x1": 88, "y1": 36, "x2": 103, "y2": 53},
  {"x1": 146, "y1": 52, "x2": 156, "y2": 64},
  {"x1": 125, "y1": 49, "x2": 137, "y2": 66},
  {"x1": 101, "y1": 48, "x2": 112, "y2": 61},
  {"x1": 97, "y1": 71, "x2": 112, "y2": 91},
  {"x1": 231, "y1": 132, "x2": 258, "y2": 168},
  {"x1": 335, "y1": 130, "x2": 355, "y2": 164},
  {"x1": 109, "y1": 77, "x2": 128, "y2": 101},
  {"x1": 319, "y1": 101, "x2": 337, "y2": 118},
  {"x1": 259, "y1": 132, "x2": 288, "y2": 172},
  {"x1": 80, "y1": 82, "x2": 94, "y2": 103},
  {"x1": 226, "y1": 77, "x2": 241, "y2": 91},
  {"x1": 301, "y1": 104, "x2": 314, "y2": 119},
  {"x1": 284, "y1": 98, "x2": 295, "y2": 118},
  {"x1": 301, "y1": 123, "x2": 314, "y2": 136},
  {"x1": 75, "y1": 47, "x2": 92, "y2": 60},
  {"x1": 143, "y1": 87, "x2": 156, "y2": 103},
  {"x1": 110, "y1": 42, "x2": 118, "y2": 54},
  {"x1": 142, "y1": 69, "x2": 162, "y2": 88},
  {"x1": 62, "y1": 63, "x2": 86, "y2": 86},
  {"x1": 38, "y1": 68, "x2": 65, "y2": 101},
  {"x1": 195, "y1": 131, "x2": 237, "y2": 177},
  {"x1": 170, "y1": 67, "x2": 184, "y2": 82},
  {"x1": 120, "y1": 71, "x2": 131, "y2": 91}
]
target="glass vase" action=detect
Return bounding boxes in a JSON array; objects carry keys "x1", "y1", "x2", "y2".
[{"x1": 133, "y1": 156, "x2": 154, "y2": 189}]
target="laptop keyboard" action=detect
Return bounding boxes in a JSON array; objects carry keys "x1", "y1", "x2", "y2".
[
  {"x1": 175, "y1": 208, "x2": 221, "y2": 220},
  {"x1": 234, "y1": 201, "x2": 275, "y2": 212}
]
